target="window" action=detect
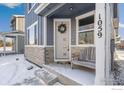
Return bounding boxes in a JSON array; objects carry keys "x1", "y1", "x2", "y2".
[
  {"x1": 28, "y1": 3, "x2": 35, "y2": 12},
  {"x1": 79, "y1": 30, "x2": 94, "y2": 44},
  {"x1": 27, "y1": 21, "x2": 38, "y2": 45},
  {"x1": 76, "y1": 13, "x2": 94, "y2": 45},
  {"x1": 29, "y1": 28, "x2": 35, "y2": 45}
]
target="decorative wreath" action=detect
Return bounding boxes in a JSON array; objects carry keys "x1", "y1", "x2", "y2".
[{"x1": 58, "y1": 24, "x2": 66, "y2": 33}]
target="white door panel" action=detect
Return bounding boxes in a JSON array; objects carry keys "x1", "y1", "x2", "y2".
[{"x1": 54, "y1": 19, "x2": 71, "y2": 61}]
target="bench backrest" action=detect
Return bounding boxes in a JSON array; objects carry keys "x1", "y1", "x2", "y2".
[{"x1": 79, "y1": 47, "x2": 96, "y2": 62}]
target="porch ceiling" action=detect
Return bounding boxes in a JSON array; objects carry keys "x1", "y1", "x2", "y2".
[{"x1": 47, "y1": 3, "x2": 95, "y2": 18}]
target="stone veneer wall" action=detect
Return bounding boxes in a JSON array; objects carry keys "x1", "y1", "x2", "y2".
[
  {"x1": 25, "y1": 46, "x2": 45, "y2": 66},
  {"x1": 45, "y1": 47, "x2": 54, "y2": 64},
  {"x1": 45, "y1": 47, "x2": 87, "y2": 63}
]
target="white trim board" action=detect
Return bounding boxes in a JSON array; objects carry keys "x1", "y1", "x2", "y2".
[
  {"x1": 25, "y1": 45, "x2": 45, "y2": 48},
  {"x1": 71, "y1": 45, "x2": 95, "y2": 47},
  {"x1": 45, "y1": 4, "x2": 65, "y2": 16},
  {"x1": 27, "y1": 21, "x2": 38, "y2": 29},
  {"x1": 75, "y1": 10, "x2": 95, "y2": 20}
]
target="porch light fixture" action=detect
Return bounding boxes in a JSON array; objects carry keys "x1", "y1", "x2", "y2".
[{"x1": 70, "y1": 7, "x2": 73, "y2": 11}]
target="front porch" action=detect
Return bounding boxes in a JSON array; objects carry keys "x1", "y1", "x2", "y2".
[
  {"x1": 42, "y1": 4, "x2": 96, "y2": 84},
  {"x1": 25, "y1": 3, "x2": 99, "y2": 85},
  {"x1": 43, "y1": 63, "x2": 95, "y2": 85},
  {"x1": 24, "y1": 3, "x2": 115, "y2": 85}
]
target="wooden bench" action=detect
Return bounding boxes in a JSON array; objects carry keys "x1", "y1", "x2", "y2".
[{"x1": 71, "y1": 47, "x2": 96, "y2": 69}]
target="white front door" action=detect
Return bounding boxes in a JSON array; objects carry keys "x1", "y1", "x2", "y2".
[{"x1": 54, "y1": 19, "x2": 71, "y2": 61}]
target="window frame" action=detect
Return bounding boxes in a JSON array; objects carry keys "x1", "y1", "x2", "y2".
[
  {"x1": 75, "y1": 10, "x2": 95, "y2": 47},
  {"x1": 27, "y1": 21, "x2": 39, "y2": 45}
]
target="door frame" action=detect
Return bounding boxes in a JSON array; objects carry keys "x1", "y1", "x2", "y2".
[{"x1": 53, "y1": 19, "x2": 71, "y2": 62}]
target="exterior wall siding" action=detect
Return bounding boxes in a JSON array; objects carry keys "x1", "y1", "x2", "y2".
[
  {"x1": 25, "y1": 3, "x2": 44, "y2": 65},
  {"x1": 18, "y1": 36, "x2": 24, "y2": 53},
  {"x1": 25, "y1": 4, "x2": 39, "y2": 27},
  {"x1": 25, "y1": 3, "x2": 43, "y2": 45},
  {"x1": 47, "y1": 18, "x2": 54, "y2": 45},
  {"x1": 71, "y1": 17, "x2": 76, "y2": 45},
  {"x1": 38, "y1": 16, "x2": 43, "y2": 45}
]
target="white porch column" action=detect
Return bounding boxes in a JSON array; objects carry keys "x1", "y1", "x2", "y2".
[
  {"x1": 3, "y1": 35, "x2": 6, "y2": 56},
  {"x1": 95, "y1": 3, "x2": 112, "y2": 85}
]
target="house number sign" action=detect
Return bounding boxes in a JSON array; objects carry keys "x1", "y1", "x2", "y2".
[{"x1": 97, "y1": 14, "x2": 103, "y2": 38}]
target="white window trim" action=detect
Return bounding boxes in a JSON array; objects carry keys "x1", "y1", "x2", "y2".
[
  {"x1": 27, "y1": 21, "x2": 38, "y2": 30},
  {"x1": 25, "y1": 45, "x2": 45, "y2": 48},
  {"x1": 28, "y1": 3, "x2": 36, "y2": 14},
  {"x1": 75, "y1": 10, "x2": 95, "y2": 47},
  {"x1": 78, "y1": 28, "x2": 94, "y2": 33},
  {"x1": 71, "y1": 44, "x2": 95, "y2": 47},
  {"x1": 27, "y1": 21, "x2": 38, "y2": 45}
]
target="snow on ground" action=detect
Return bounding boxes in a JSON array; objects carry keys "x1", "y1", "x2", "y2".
[{"x1": 0, "y1": 54, "x2": 43, "y2": 85}]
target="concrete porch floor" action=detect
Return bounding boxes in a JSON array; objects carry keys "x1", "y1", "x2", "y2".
[{"x1": 43, "y1": 63, "x2": 95, "y2": 85}]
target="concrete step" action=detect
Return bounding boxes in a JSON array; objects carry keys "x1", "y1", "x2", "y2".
[
  {"x1": 34, "y1": 68, "x2": 58, "y2": 85},
  {"x1": 53, "y1": 82, "x2": 63, "y2": 85}
]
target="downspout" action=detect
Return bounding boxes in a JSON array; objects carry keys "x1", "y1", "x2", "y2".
[{"x1": 104, "y1": 3, "x2": 107, "y2": 85}]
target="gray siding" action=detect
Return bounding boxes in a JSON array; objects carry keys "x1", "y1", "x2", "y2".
[
  {"x1": 18, "y1": 36, "x2": 24, "y2": 53},
  {"x1": 38, "y1": 16, "x2": 43, "y2": 45},
  {"x1": 25, "y1": 4, "x2": 39, "y2": 27},
  {"x1": 47, "y1": 18, "x2": 54, "y2": 45},
  {"x1": 71, "y1": 17, "x2": 76, "y2": 45},
  {"x1": 25, "y1": 3, "x2": 43, "y2": 45}
]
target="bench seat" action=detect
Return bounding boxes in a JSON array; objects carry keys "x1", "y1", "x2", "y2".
[{"x1": 71, "y1": 47, "x2": 96, "y2": 69}]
